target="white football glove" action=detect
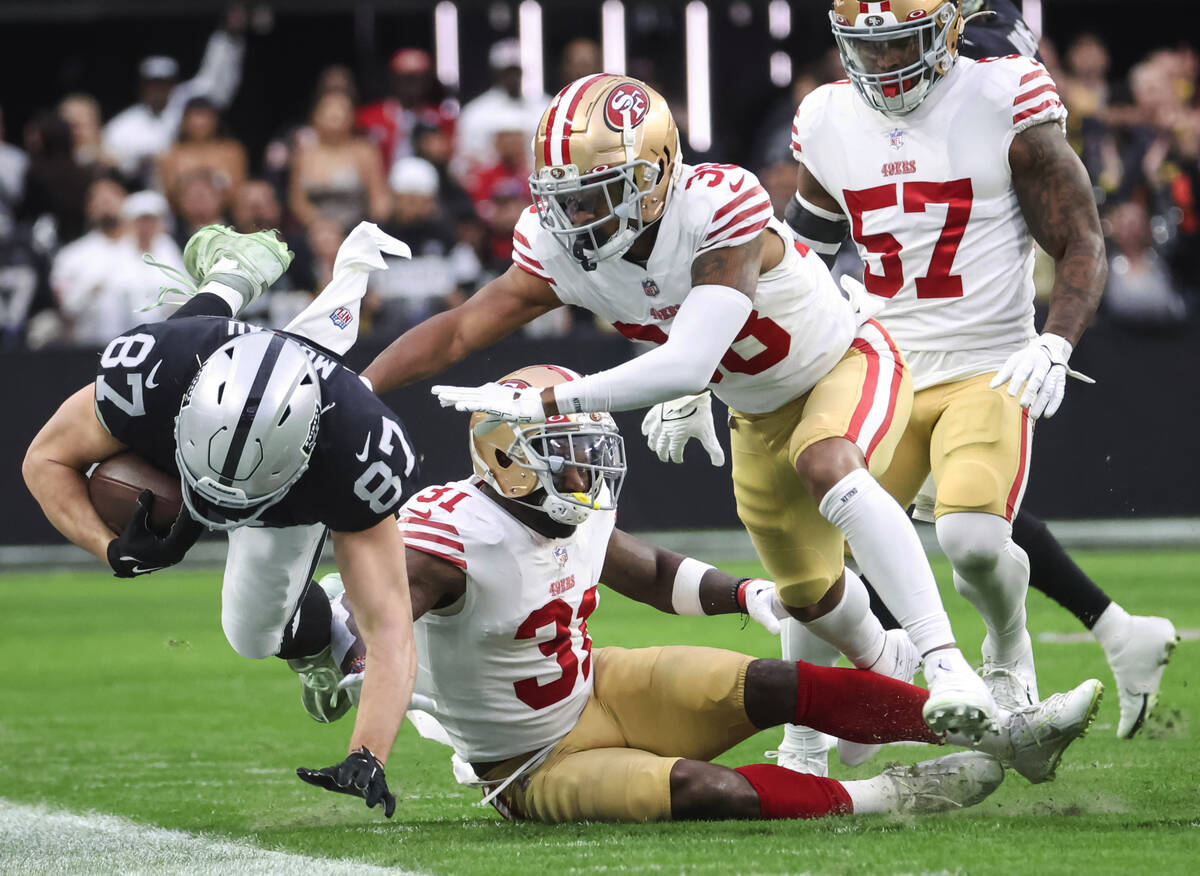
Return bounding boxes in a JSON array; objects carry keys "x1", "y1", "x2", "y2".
[
  {"x1": 431, "y1": 382, "x2": 547, "y2": 424},
  {"x1": 640, "y1": 391, "x2": 725, "y2": 466},
  {"x1": 740, "y1": 578, "x2": 789, "y2": 636},
  {"x1": 989, "y1": 332, "x2": 1094, "y2": 419},
  {"x1": 839, "y1": 274, "x2": 885, "y2": 325}
]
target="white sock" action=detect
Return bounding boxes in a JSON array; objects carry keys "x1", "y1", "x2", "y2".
[
  {"x1": 1092, "y1": 602, "x2": 1133, "y2": 655},
  {"x1": 818, "y1": 469, "x2": 954, "y2": 655},
  {"x1": 780, "y1": 618, "x2": 840, "y2": 755},
  {"x1": 197, "y1": 279, "x2": 245, "y2": 316},
  {"x1": 937, "y1": 512, "x2": 1031, "y2": 665},
  {"x1": 801, "y1": 569, "x2": 887, "y2": 669},
  {"x1": 841, "y1": 775, "x2": 898, "y2": 814}
]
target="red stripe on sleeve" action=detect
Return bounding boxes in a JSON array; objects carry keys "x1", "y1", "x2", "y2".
[
  {"x1": 715, "y1": 218, "x2": 771, "y2": 245},
  {"x1": 705, "y1": 199, "x2": 772, "y2": 241},
  {"x1": 711, "y1": 187, "x2": 763, "y2": 223},
  {"x1": 403, "y1": 531, "x2": 465, "y2": 552},
  {"x1": 1013, "y1": 82, "x2": 1058, "y2": 106},
  {"x1": 513, "y1": 230, "x2": 532, "y2": 248},
  {"x1": 405, "y1": 543, "x2": 467, "y2": 570},
  {"x1": 1013, "y1": 98, "x2": 1063, "y2": 124},
  {"x1": 402, "y1": 517, "x2": 459, "y2": 535},
  {"x1": 514, "y1": 259, "x2": 555, "y2": 284},
  {"x1": 1018, "y1": 69, "x2": 1050, "y2": 86}
]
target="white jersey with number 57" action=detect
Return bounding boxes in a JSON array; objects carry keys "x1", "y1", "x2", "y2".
[
  {"x1": 512, "y1": 162, "x2": 857, "y2": 415},
  {"x1": 792, "y1": 55, "x2": 1067, "y2": 381}
]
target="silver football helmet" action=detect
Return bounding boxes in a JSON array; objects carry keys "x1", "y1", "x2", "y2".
[{"x1": 175, "y1": 331, "x2": 322, "y2": 530}]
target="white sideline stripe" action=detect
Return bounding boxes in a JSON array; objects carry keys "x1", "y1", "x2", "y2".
[
  {"x1": 1038, "y1": 628, "x2": 1200, "y2": 644},
  {"x1": 0, "y1": 800, "x2": 416, "y2": 876}
]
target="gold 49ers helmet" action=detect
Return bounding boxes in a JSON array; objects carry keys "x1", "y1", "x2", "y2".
[
  {"x1": 830, "y1": 0, "x2": 965, "y2": 116},
  {"x1": 529, "y1": 74, "x2": 682, "y2": 268},
  {"x1": 469, "y1": 365, "x2": 626, "y2": 526}
]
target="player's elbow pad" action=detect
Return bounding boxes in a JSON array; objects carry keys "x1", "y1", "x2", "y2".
[{"x1": 785, "y1": 193, "x2": 849, "y2": 269}]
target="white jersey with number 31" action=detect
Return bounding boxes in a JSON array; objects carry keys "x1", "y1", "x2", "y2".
[
  {"x1": 399, "y1": 479, "x2": 615, "y2": 763},
  {"x1": 792, "y1": 55, "x2": 1067, "y2": 377}
]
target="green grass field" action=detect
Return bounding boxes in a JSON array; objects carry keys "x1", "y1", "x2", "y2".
[{"x1": 0, "y1": 549, "x2": 1195, "y2": 875}]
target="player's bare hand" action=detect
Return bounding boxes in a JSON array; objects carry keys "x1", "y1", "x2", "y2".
[
  {"x1": 106, "y1": 490, "x2": 204, "y2": 578},
  {"x1": 432, "y1": 383, "x2": 547, "y2": 424},
  {"x1": 641, "y1": 391, "x2": 725, "y2": 466},
  {"x1": 297, "y1": 746, "x2": 396, "y2": 818}
]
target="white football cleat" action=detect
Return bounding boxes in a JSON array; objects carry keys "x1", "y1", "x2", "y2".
[
  {"x1": 922, "y1": 649, "x2": 998, "y2": 742},
  {"x1": 986, "y1": 678, "x2": 1103, "y2": 783},
  {"x1": 1104, "y1": 615, "x2": 1177, "y2": 738},
  {"x1": 877, "y1": 752, "x2": 1004, "y2": 814},
  {"x1": 839, "y1": 629, "x2": 920, "y2": 767},
  {"x1": 765, "y1": 726, "x2": 834, "y2": 777},
  {"x1": 980, "y1": 634, "x2": 1039, "y2": 711}
]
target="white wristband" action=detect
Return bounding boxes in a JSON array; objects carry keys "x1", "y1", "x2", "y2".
[{"x1": 671, "y1": 557, "x2": 715, "y2": 616}]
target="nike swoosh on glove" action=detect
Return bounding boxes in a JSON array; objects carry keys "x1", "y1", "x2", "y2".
[
  {"x1": 640, "y1": 391, "x2": 725, "y2": 466},
  {"x1": 107, "y1": 490, "x2": 204, "y2": 578},
  {"x1": 738, "y1": 578, "x2": 789, "y2": 635}
]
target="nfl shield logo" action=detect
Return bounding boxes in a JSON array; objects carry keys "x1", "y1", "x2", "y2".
[
  {"x1": 641, "y1": 277, "x2": 660, "y2": 297},
  {"x1": 330, "y1": 306, "x2": 353, "y2": 329},
  {"x1": 888, "y1": 129, "x2": 904, "y2": 150},
  {"x1": 554, "y1": 545, "x2": 568, "y2": 567}
]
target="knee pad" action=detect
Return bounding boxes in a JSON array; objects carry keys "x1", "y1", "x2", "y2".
[
  {"x1": 221, "y1": 612, "x2": 282, "y2": 660},
  {"x1": 936, "y1": 512, "x2": 1010, "y2": 577},
  {"x1": 776, "y1": 569, "x2": 840, "y2": 611},
  {"x1": 936, "y1": 460, "x2": 1006, "y2": 514}
]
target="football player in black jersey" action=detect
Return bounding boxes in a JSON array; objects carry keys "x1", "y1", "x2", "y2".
[{"x1": 23, "y1": 225, "x2": 419, "y2": 817}]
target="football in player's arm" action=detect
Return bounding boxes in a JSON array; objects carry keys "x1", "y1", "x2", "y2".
[
  {"x1": 315, "y1": 366, "x2": 1102, "y2": 824},
  {"x1": 22, "y1": 225, "x2": 419, "y2": 817}
]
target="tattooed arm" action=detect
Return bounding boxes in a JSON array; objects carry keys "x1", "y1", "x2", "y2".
[{"x1": 1009, "y1": 121, "x2": 1107, "y2": 345}]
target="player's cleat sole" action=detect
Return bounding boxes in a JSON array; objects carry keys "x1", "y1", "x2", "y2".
[
  {"x1": 288, "y1": 644, "x2": 352, "y2": 724},
  {"x1": 880, "y1": 751, "x2": 1005, "y2": 814},
  {"x1": 923, "y1": 653, "x2": 998, "y2": 743},
  {"x1": 1109, "y1": 616, "x2": 1177, "y2": 739},
  {"x1": 1000, "y1": 678, "x2": 1103, "y2": 783}
]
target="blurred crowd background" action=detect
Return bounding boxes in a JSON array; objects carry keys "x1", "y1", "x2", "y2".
[{"x1": 0, "y1": 1, "x2": 1196, "y2": 351}]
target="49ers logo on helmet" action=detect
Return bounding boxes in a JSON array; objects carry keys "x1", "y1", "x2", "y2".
[{"x1": 604, "y1": 83, "x2": 650, "y2": 131}]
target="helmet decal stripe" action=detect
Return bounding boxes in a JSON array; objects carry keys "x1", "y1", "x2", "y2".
[
  {"x1": 218, "y1": 332, "x2": 287, "y2": 486},
  {"x1": 549, "y1": 74, "x2": 607, "y2": 166},
  {"x1": 538, "y1": 364, "x2": 578, "y2": 381}
]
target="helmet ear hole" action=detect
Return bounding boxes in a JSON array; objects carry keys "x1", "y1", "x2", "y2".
[{"x1": 495, "y1": 450, "x2": 513, "y2": 469}]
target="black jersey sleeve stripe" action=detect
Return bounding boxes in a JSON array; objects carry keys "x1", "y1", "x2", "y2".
[{"x1": 218, "y1": 332, "x2": 287, "y2": 486}]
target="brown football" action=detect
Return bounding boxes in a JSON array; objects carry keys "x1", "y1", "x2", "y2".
[{"x1": 88, "y1": 452, "x2": 183, "y2": 535}]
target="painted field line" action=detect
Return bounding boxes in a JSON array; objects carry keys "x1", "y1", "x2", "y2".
[
  {"x1": 0, "y1": 799, "x2": 419, "y2": 876},
  {"x1": 1037, "y1": 628, "x2": 1199, "y2": 644}
]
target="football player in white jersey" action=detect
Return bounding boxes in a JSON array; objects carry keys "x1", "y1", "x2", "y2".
[
  {"x1": 305, "y1": 365, "x2": 1103, "y2": 823},
  {"x1": 778, "y1": 0, "x2": 1108, "y2": 763},
  {"x1": 364, "y1": 73, "x2": 1001, "y2": 742}
]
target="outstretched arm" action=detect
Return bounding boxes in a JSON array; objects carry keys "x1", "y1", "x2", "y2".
[
  {"x1": 1010, "y1": 121, "x2": 1106, "y2": 346},
  {"x1": 601, "y1": 529, "x2": 784, "y2": 632},
  {"x1": 363, "y1": 264, "x2": 562, "y2": 394},
  {"x1": 22, "y1": 384, "x2": 126, "y2": 562}
]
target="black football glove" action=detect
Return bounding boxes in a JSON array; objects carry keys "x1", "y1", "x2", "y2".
[
  {"x1": 106, "y1": 490, "x2": 204, "y2": 578},
  {"x1": 297, "y1": 746, "x2": 396, "y2": 818}
]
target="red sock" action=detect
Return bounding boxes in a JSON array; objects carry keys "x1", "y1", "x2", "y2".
[
  {"x1": 734, "y1": 764, "x2": 852, "y2": 818},
  {"x1": 795, "y1": 661, "x2": 943, "y2": 745}
]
